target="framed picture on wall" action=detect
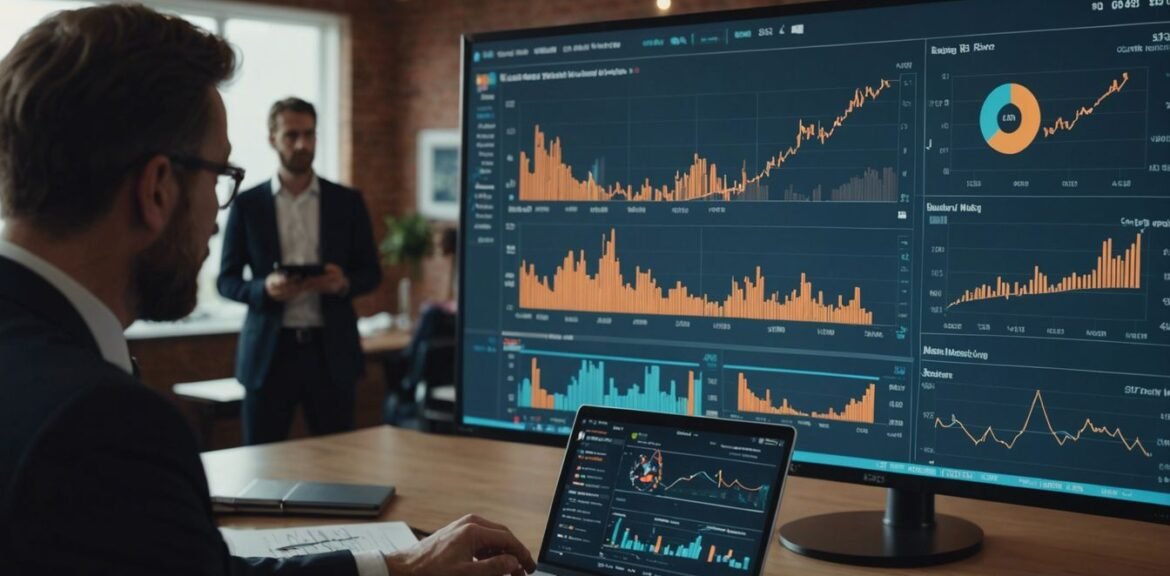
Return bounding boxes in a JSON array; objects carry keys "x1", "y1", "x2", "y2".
[{"x1": 416, "y1": 129, "x2": 460, "y2": 221}]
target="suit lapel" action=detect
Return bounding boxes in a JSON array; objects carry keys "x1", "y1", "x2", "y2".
[
  {"x1": 318, "y1": 178, "x2": 338, "y2": 264},
  {"x1": 0, "y1": 255, "x2": 101, "y2": 355}
]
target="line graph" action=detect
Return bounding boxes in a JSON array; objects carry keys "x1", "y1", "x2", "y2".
[
  {"x1": 519, "y1": 228, "x2": 875, "y2": 325},
  {"x1": 1041, "y1": 72, "x2": 1129, "y2": 138},
  {"x1": 624, "y1": 448, "x2": 773, "y2": 511},
  {"x1": 947, "y1": 233, "x2": 1142, "y2": 309},
  {"x1": 518, "y1": 78, "x2": 893, "y2": 202},
  {"x1": 934, "y1": 389, "x2": 1152, "y2": 458},
  {"x1": 662, "y1": 466, "x2": 766, "y2": 495}
]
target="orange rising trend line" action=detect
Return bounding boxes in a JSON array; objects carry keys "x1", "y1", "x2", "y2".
[
  {"x1": 519, "y1": 229, "x2": 874, "y2": 325},
  {"x1": 948, "y1": 233, "x2": 1141, "y2": 309},
  {"x1": 1041, "y1": 72, "x2": 1129, "y2": 138},
  {"x1": 737, "y1": 373, "x2": 876, "y2": 424},
  {"x1": 662, "y1": 469, "x2": 765, "y2": 493},
  {"x1": 518, "y1": 78, "x2": 893, "y2": 202},
  {"x1": 934, "y1": 389, "x2": 1152, "y2": 457},
  {"x1": 642, "y1": 449, "x2": 764, "y2": 493}
]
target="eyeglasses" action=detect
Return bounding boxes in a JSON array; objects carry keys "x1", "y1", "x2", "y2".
[{"x1": 169, "y1": 155, "x2": 246, "y2": 209}]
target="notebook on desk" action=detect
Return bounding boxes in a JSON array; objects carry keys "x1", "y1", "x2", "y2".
[
  {"x1": 532, "y1": 406, "x2": 796, "y2": 576},
  {"x1": 212, "y1": 479, "x2": 395, "y2": 517}
]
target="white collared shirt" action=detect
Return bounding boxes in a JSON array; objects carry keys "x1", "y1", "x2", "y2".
[
  {"x1": 272, "y1": 174, "x2": 324, "y2": 328},
  {"x1": 0, "y1": 240, "x2": 133, "y2": 374}
]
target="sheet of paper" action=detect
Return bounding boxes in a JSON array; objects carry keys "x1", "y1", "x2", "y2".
[{"x1": 221, "y1": 521, "x2": 418, "y2": 558}]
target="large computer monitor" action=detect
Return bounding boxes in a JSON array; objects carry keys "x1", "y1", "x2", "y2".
[{"x1": 456, "y1": 0, "x2": 1170, "y2": 566}]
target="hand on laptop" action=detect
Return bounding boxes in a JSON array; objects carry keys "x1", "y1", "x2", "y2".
[{"x1": 385, "y1": 514, "x2": 536, "y2": 576}]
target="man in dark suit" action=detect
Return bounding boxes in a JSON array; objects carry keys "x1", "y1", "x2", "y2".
[
  {"x1": 218, "y1": 97, "x2": 382, "y2": 445},
  {"x1": 0, "y1": 5, "x2": 534, "y2": 576}
]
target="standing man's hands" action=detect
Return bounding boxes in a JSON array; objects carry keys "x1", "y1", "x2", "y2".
[
  {"x1": 264, "y1": 271, "x2": 302, "y2": 301},
  {"x1": 303, "y1": 263, "x2": 349, "y2": 296},
  {"x1": 384, "y1": 514, "x2": 537, "y2": 576},
  {"x1": 266, "y1": 264, "x2": 349, "y2": 300}
]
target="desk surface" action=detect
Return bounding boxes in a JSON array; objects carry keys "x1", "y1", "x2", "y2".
[
  {"x1": 203, "y1": 426, "x2": 1169, "y2": 576},
  {"x1": 173, "y1": 378, "x2": 245, "y2": 403}
]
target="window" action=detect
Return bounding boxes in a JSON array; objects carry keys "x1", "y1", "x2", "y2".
[{"x1": 2, "y1": 2, "x2": 343, "y2": 338}]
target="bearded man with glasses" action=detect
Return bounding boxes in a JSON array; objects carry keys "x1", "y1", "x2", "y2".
[{"x1": 0, "y1": 6, "x2": 533, "y2": 576}]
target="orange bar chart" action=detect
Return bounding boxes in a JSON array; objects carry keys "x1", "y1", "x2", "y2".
[
  {"x1": 519, "y1": 229, "x2": 874, "y2": 325},
  {"x1": 518, "y1": 78, "x2": 892, "y2": 202},
  {"x1": 736, "y1": 373, "x2": 877, "y2": 424},
  {"x1": 948, "y1": 233, "x2": 1141, "y2": 309}
]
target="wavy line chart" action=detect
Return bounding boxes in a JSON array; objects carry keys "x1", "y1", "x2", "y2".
[
  {"x1": 934, "y1": 389, "x2": 1152, "y2": 457},
  {"x1": 623, "y1": 448, "x2": 773, "y2": 511},
  {"x1": 519, "y1": 79, "x2": 894, "y2": 202},
  {"x1": 1041, "y1": 72, "x2": 1130, "y2": 138}
]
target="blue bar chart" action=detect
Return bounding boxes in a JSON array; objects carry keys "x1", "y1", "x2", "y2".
[
  {"x1": 516, "y1": 351, "x2": 702, "y2": 415},
  {"x1": 605, "y1": 514, "x2": 754, "y2": 572}
]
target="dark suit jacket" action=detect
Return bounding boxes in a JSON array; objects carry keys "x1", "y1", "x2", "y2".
[
  {"x1": 217, "y1": 178, "x2": 382, "y2": 390},
  {"x1": 0, "y1": 255, "x2": 357, "y2": 575}
]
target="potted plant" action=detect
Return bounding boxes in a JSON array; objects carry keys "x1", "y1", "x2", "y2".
[{"x1": 379, "y1": 213, "x2": 433, "y2": 328}]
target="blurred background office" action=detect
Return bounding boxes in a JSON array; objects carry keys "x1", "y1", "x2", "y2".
[{"x1": 0, "y1": 0, "x2": 775, "y2": 449}]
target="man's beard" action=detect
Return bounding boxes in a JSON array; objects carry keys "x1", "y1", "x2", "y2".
[
  {"x1": 281, "y1": 150, "x2": 314, "y2": 175},
  {"x1": 134, "y1": 189, "x2": 203, "y2": 322}
]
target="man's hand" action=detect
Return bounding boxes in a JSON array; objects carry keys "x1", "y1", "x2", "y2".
[
  {"x1": 302, "y1": 263, "x2": 349, "y2": 295},
  {"x1": 384, "y1": 514, "x2": 536, "y2": 576},
  {"x1": 264, "y1": 271, "x2": 302, "y2": 301}
]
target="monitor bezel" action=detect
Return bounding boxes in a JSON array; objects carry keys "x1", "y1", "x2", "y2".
[{"x1": 453, "y1": 0, "x2": 1170, "y2": 526}]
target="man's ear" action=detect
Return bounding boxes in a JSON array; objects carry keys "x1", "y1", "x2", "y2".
[
  {"x1": 268, "y1": 132, "x2": 277, "y2": 151},
  {"x1": 133, "y1": 154, "x2": 179, "y2": 237}
]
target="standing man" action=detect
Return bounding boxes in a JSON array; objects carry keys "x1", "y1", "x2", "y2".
[
  {"x1": 219, "y1": 98, "x2": 382, "y2": 445},
  {"x1": 0, "y1": 5, "x2": 533, "y2": 576}
]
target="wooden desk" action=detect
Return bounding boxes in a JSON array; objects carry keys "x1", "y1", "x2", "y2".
[
  {"x1": 203, "y1": 426, "x2": 1169, "y2": 575},
  {"x1": 173, "y1": 378, "x2": 246, "y2": 449}
]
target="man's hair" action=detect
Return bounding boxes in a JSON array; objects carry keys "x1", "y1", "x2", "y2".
[
  {"x1": 0, "y1": 4, "x2": 236, "y2": 233},
  {"x1": 268, "y1": 97, "x2": 317, "y2": 134}
]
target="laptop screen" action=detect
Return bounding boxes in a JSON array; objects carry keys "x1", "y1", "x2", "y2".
[{"x1": 540, "y1": 407, "x2": 795, "y2": 576}]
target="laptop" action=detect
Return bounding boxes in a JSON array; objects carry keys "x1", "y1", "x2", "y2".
[{"x1": 534, "y1": 405, "x2": 797, "y2": 576}]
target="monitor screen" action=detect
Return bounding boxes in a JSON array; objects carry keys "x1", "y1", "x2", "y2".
[
  {"x1": 458, "y1": 0, "x2": 1170, "y2": 523},
  {"x1": 540, "y1": 408, "x2": 793, "y2": 576}
]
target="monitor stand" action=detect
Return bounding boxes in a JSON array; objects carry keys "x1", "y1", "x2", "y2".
[{"x1": 779, "y1": 488, "x2": 983, "y2": 567}]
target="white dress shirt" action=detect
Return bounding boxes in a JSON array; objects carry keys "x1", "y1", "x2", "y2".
[
  {"x1": 272, "y1": 174, "x2": 324, "y2": 328},
  {"x1": 0, "y1": 239, "x2": 389, "y2": 576}
]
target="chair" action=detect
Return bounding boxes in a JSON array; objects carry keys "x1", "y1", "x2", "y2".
[{"x1": 385, "y1": 304, "x2": 456, "y2": 433}]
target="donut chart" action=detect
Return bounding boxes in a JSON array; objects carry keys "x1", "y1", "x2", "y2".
[{"x1": 980, "y1": 83, "x2": 1041, "y2": 155}]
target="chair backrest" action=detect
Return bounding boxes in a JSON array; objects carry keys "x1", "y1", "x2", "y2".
[{"x1": 403, "y1": 305, "x2": 457, "y2": 391}]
